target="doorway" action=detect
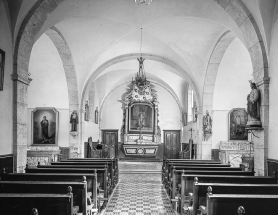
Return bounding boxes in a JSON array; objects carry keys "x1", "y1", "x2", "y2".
[
  {"x1": 102, "y1": 129, "x2": 118, "y2": 158},
  {"x1": 164, "y1": 130, "x2": 181, "y2": 159}
]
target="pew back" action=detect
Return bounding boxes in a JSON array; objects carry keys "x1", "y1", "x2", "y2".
[{"x1": 0, "y1": 193, "x2": 73, "y2": 215}]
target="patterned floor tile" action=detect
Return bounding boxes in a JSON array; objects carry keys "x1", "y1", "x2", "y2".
[{"x1": 103, "y1": 161, "x2": 175, "y2": 215}]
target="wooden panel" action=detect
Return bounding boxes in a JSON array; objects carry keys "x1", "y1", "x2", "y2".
[
  {"x1": 102, "y1": 130, "x2": 118, "y2": 158},
  {"x1": 0, "y1": 154, "x2": 13, "y2": 173},
  {"x1": 267, "y1": 159, "x2": 278, "y2": 177},
  {"x1": 164, "y1": 130, "x2": 180, "y2": 159}
]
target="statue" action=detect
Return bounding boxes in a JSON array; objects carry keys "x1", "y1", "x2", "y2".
[
  {"x1": 95, "y1": 107, "x2": 98, "y2": 124},
  {"x1": 70, "y1": 110, "x2": 79, "y2": 131},
  {"x1": 84, "y1": 100, "x2": 89, "y2": 121},
  {"x1": 203, "y1": 110, "x2": 212, "y2": 140},
  {"x1": 246, "y1": 81, "x2": 261, "y2": 127}
]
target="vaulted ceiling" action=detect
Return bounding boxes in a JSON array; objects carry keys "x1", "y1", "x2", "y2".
[{"x1": 13, "y1": 0, "x2": 271, "y2": 107}]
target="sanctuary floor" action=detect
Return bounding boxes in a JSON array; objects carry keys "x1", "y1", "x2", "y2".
[{"x1": 102, "y1": 161, "x2": 176, "y2": 215}]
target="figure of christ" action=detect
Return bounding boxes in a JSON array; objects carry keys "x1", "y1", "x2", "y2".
[{"x1": 138, "y1": 111, "x2": 146, "y2": 129}]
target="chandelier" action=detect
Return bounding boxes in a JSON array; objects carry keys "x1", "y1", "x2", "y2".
[{"x1": 135, "y1": 0, "x2": 154, "y2": 5}]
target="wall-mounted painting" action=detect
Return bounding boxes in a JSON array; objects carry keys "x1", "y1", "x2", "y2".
[
  {"x1": 129, "y1": 103, "x2": 154, "y2": 132},
  {"x1": 32, "y1": 107, "x2": 59, "y2": 145},
  {"x1": 0, "y1": 49, "x2": 5, "y2": 91},
  {"x1": 228, "y1": 108, "x2": 248, "y2": 141}
]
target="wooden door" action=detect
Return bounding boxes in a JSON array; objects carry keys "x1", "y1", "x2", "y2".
[
  {"x1": 164, "y1": 130, "x2": 181, "y2": 159},
  {"x1": 102, "y1": 130, "x2": 118, "y2": 158}
]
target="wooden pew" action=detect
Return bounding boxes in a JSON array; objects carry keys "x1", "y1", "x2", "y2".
[
  {"x1": 64, "y1": 158, "x2": 118, "y2": 175},
  {"x1": 162, "y1": 159, "x2": 221, "y2": 174},
  {"x1": 165, "y1": 165, "x2": 242, "y2": 189},
  {"x1": 37, "y1": 164, "x2": 114, "y2": 194},
  {"x1": 0, "y1": 187, "x2": 74, "y2": 215},
  {"x1": 0, "y1": 181, "x2": 92, "y2": 215},
  {"x1": 180, "y1": 174, "x2": 278, "y2": 214},
  {"x1": 204, "y1": 190, "x2": 278, "y2": 215},
  {"x1": 50, "y1": 162, "x2": 117, "y2": 188},
  {"x1": 163, "y1": 163, "x2": 230, "y2": 183},
  {"x1": 162, "y1": 160, "x2": 222, "y2": 183},
  {"x1": 24, "y1": 166, "x2": 110, "y2": 205},
  {"x1": 38, "y1": 164, "x2": 113, "y2": 195},
  {"x1": 169, "y1": 168, "x2": 252, "y2": 199},
  {"x1": 189, "y1": 182, "x2": 278, "y2": 215},
  {"x1": 1, "y1": 173, "x2": 97, "y2": 210},
  {"x1": 60, "y1": 158, "x2": 118, "y2": 185}
]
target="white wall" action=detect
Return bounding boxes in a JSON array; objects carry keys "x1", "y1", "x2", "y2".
[
  {"x1": 212, "y1": 38, "x2": 252, "y2": 149},
  {"x1": 100, "y1": 83, "x2": 181, "y2": 143},
  {"x1": 0, "y1": 1, "x2": 13, "y2": 155},
  {"x1": 27, "y1": 33, "x2": 70, "y2": 147}
]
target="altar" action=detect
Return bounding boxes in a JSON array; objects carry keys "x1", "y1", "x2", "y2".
[{"x1": 121, "y1": 57, "x2": 161, "y2": 157}]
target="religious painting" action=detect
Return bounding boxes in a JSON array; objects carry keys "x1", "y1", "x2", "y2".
[
  {"x1": 32, "y1": 107, "x2": 59, "y2": 145},
  {"x1": 129, "y1": 103, "x2": 154, "y2": 132},
  {"x1": 0, "y1": 49, "x2": 5, "y2": 91},
  {"x1": 228, "y1": 108, "x2": 248, "y2": 141}
]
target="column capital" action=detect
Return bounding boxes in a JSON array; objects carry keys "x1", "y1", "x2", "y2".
[{"x1": 11, "y1": 74, "x2": 32, "y2": 85}]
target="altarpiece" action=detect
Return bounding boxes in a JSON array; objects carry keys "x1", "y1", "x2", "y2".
[{"x1": 121, "y1": 57, "x2": 161, "y2": 156}]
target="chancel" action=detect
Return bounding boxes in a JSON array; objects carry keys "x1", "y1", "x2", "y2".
[{"x1": 1, "y1": 0, "x2": 278, "y2": 214}]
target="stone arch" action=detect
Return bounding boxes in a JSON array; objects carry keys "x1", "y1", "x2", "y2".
[
  {"x1": 45, "y1": 27, "x2": 79, "y2": 111},
  {"x1": 202, "y1": 30, "x2": 236, "y2": 113},
  {"x1": 13, "y1": 0, "x2": 269, "y2": 171},
  {"x1": 45, "y1": 26, "x2": 79, "y2": 158}
]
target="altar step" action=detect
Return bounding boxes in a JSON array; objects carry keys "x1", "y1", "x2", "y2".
[
  {"x1": 119, "y1": 157, "x2": 162, "y2": 162},
  {"x1": 119, "y1": 170, "x2": 162, "y2": 174}
]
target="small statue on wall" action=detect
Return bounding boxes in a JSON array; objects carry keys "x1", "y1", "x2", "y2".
[
  {"x1": 246, "y1": 81, "x2": 261, "y2": 127},
  {"x1": 70, "y1": 110, "x2": 79, "y2": 131},
  {"x1": 95, "y1": 107, "x2": 98, "y2": 124},
  {"x1": 203, "y1": 110, "x2": 212, "y2": 140},
  {"x1": 84, "y1": 100, "x2": 89, "y2": 122}
]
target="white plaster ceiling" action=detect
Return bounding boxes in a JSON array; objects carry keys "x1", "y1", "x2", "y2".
[{"x1": 24, "y1": 0, "x2": 254, "y2": 106}]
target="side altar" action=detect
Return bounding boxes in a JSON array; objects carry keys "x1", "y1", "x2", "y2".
[{"x1": 121, "y1": 57, "x2": 161, "y2": 157}]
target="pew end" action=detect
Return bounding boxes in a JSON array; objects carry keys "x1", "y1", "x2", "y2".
[{"x1": 237, "y1": 206, "x2": 245, "y2": 215}]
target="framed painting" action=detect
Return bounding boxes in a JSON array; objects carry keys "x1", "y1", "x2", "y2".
[
  {"x1": 228, "y1": 108, "x2": 248, "y2": 141},
  {"x1": 0, "y1": 49, "x2": 5, "y2": 91},
  {"x1": 129, "y1": 103, "x2": 154, "y2": 132},
  {"x1": 31, "y1": 107, "x2": 59, "y2": 145}
]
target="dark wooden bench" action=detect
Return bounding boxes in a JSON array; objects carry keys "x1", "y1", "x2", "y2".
[
  {"x1": 169, "y1": 169, "x2": 252, "y2": 199},
  {"x1": 37, "y1": 164, "x2": 114, "y2": 193},
  {"x1": 204, "y1": 192, "x2": 278, "y2": 215},
  {"x1": 165, "y1": 166, "x2": 242, "y2": 189},
  {"x1": 163, "y1": 163, "x2": 230, "y2": 182},
  {"x1": 163, "y1": 159, "x2": 221, "y2": 172},
  {"x1": 189, "y1": 183, "x2": 278, "y2": 215},
  {"x1": 25, "y1": 167, "x2": 110, "y2": 202},
  {"x1": 1, "y1": 173, "x2": 98, "y2": 210},
  {"x1": 180, "y1": 174, "x2": 278, "y2": 214},
  {"x1": 50, "y1": 162, "x2": 118, "y2": 188},
  {"x1": 0, "y1": 181, "x2": 92, "y2": 215},
  {"x1": 63, "y1": 158, "x2": 118, "y2": 174},
  {"x1": 0, "y1": 187, "x2": 74, "y2": 215}
]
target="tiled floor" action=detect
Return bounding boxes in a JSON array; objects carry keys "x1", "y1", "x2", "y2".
[{"x1": 103, "y1": 162, "x2": 176, "y2": 215}]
